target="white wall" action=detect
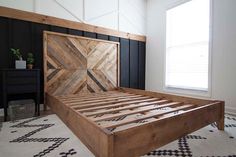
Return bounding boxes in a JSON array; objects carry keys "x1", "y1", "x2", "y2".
[
  {"x1": 0, "y1": 0, "x2": 34, "y2": 12},
  {"x1": 146, "y1": 0, "x2": 236, "y2": 114},
  {"x1": 0, "y1": 0, "x2": 146, "y2": 35}
]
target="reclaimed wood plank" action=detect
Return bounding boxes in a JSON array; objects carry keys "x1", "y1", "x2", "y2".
[
  {"x1": 78, "y1": 100, "x2": 169, "y2": 113},
  {"x1": 73, "y1": 97, "x2": 155, "y2": 109},
  {"x1": 64, "y1": 94, "x2": 142, "y2": 104},
  {"x1": 102, "y1": 105, "x2": 193, "y2": 129},
  {"x1": 119, "y1": 88, "x2": 213, "y2": 105},
  {"x1": 57, "y1": 91, "x2": 125, "y2": 100},
  {"x1": 44, "y1": 31, "x2": 120, "y2": 96},
  {"x1": 112, "y1": 102, "x2": 223, "y2": 157},
  {"x1": 46, "y1": 93, "x2": 114, "y2": 157},
  {"x1": 84, "y1": 99, "x2": 166, "y2": 117},
  {"x1": 92, "y1": 102, "x2": 183, "y2": 122}
]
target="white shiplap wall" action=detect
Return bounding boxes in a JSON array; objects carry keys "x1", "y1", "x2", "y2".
[{"x1": 0, "y1": 0, "x2": 147, "y2": 35}]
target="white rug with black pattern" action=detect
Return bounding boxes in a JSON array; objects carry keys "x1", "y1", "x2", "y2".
[{"x1": 0, "y1": 114, "x2": 236, "y2": 157}]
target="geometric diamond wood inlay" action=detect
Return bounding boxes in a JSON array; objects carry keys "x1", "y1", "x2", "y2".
[{"x1": 44, "y1": 31, "x2": 119, "y2": 96}]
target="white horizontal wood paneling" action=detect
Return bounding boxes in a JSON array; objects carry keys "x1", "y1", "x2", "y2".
[
  {"x1": 0, "y1": 0, "x2": 147, "y2": 35},
  {"x1": 35, "y1": 0, "x2": 82, "y2": 22},
  {"x1": 0, "y1": 0, "x2": 34, "y2": 12},
  {"x1": 55, "y1": 0, "x2": 84, "y2": 22},
  {"x1": 87, "y1": 11, "x2": 119, "y2": 30},
  {"x1": 84, "y1": 0, "x2": 118, "y2": 30},
  {"x1": 119, "y1": 0, "x2": 146, "y2": 35}
]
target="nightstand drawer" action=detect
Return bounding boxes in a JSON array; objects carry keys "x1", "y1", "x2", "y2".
[
  {"x1": 1, "y1": 69, "x2": 40, "y2": 94},
  {"x1": 7, "y1": 77, "x2": 37, "y2": 85},
  {"x1": 7, "y1": 85, "x2": 38, "y2": 94},
  {"x1": 6, "y1": 70, "x2": 38, "y2": 77}
]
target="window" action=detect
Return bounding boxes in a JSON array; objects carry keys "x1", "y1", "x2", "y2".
[{"x1": 165, "y1": 0, "x2": 210, "y2": 92}]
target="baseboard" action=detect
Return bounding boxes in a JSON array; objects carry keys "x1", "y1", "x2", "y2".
[{"x1": 225, "y1": 106, "x2": 236, "y2": 116}]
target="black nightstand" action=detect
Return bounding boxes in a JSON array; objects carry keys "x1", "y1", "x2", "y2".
[{"x1": 1, "y1": 69, "x2": 40, "y2": 121}]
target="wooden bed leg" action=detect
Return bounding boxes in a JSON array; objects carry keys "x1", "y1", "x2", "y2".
[
  {"x1": 43, "y1": 95, "x2": 48, "y2": 111},
  {"x1": 216, "y1": 101, "x2": 225, "y2": 131},
  {"x1": 216, "y1": 117, "x2": 224, "y2": 131}
]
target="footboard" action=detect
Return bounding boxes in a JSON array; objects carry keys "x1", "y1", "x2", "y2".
[{"x1": 112, "y1": 101, "x2": 224, "y2": 157}]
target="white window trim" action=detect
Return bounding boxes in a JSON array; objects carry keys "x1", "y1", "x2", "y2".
[
  {"x1": 163, "y1": 0, "x2": 213, "y2": 98},
  {"x1": 166, "y1": 0, "x2": 192, "y2": 10}
]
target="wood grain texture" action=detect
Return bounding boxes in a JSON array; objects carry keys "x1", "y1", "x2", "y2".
[
  {"x1": 112, "y1": 101, "x2": 224, "y2": 157},
  {"x1": 44, "y1": 31, "x2": 119, "y2": 96},
  {"x1": 46, "y1": 89, "x2": 225, "y2": 157},
  {"x1": 41, "y1": 20, "x2": 224, "y2": 157},
  {"x1": 0, "y1": 6, "x2": 146, "y2": 42},
  {"x1": 46, "y1": 93, "x2": 114, "y2": 157}
]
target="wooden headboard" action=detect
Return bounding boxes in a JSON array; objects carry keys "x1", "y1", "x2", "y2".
[{"x1": 43, "y1": 31, "x2": 120, "y2": 96}]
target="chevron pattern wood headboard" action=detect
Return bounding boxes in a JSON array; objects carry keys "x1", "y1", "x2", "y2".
[{"x1": 43, "y1": 31, "x2": 120, "y2": 96}]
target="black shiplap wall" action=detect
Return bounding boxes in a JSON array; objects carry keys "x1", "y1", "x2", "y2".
[
  {"x1": 120, "y1": 38, "x2": 130, "y2": 87},
  {"x1": 138, "y1": 42, "x2": 146, "y2": 89},
  {"x1": 0, "y1": 16, "x2": 146, "y2": 108},
  {"x1": 130, "y1": 40, "x2": 139, "y2": 88}
]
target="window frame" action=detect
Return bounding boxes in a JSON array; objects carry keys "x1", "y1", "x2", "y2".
[{"x1": 163, "y1": 0, "x2": 213, "y2": 97}]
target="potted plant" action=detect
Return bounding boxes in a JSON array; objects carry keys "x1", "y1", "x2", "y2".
[
  {"x1": 10, "y1": 48, "x2": 26, "y2": 69},
  {"x1": 26, "y1": 53, "x2": 35, "y2": 69}
]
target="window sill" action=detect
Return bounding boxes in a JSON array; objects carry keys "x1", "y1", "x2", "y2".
[{"x1": 163, "y1": 86, "x2": 211, "y2": 98}]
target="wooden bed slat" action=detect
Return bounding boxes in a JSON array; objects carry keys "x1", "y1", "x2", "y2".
[
  {"x1": 84, "y1": 99, "x2": 168, "y2": 117},
  {"x1": 72, "y1": 97, "x2": 157, "y2": 110},
  {"x1": 57, "y1": 91, "x2": 121, "y2": 99},
  {"x1": 122, "y1": 103, "x2": 219, "y2": 133},
  {"x1": 62, "y1": 93, "x2": 135, "y2": 102},
  {"x1": 112, "y1": 103, "x2": 220, "y2": 134},
  {"x1": 60, "y1": 92, "x2": 136, "y2": 102},
  {"x1": 60, "y1": 93, "x2": 132, "y2": 101},
  {"x1": 119, "y1": 88, "x2": 213, "y2": 105},
  {"x1": 57, "y1": 90, "x2": 120, "y2": 97},
  {"x1": 92, "y1": 102, "x2": 183, "y2": 122},
  {"x1": 102, "y1": 104, "x2": 193, "y2": 129},
  {"x1": 78, "y1": 99, "x2": 169, "y2": 113},
  {"x1": 67, "y1": 95, "x2": 146, "y2": 106}
]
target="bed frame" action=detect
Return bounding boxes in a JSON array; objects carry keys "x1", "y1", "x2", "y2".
[{"x1": 44, "y1": 31, "x2": 224, "y2": 157}]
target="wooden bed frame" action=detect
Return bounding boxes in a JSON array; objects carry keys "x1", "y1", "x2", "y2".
[{"x1": 44, "y1": 31, "x2": 225, "y2": 157}]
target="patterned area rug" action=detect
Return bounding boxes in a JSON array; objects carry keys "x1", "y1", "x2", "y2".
[{"x1": 0, "y1": 114, "x2": 235, "y2": 157}]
